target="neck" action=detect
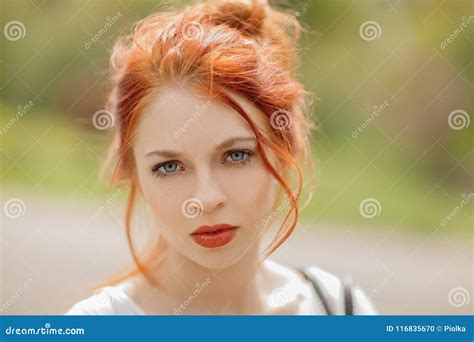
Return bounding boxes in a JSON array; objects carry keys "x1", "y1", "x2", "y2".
[{"x1": 148, "y1": 240, "x2": 268, "y2": 314}]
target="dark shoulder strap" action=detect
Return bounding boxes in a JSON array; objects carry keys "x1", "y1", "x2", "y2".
[
  {"x1": 296, "y1": 267, "x2": 333, "y2": 315},
  {"x1": 342, "y1": 275, "x2": 354, "y2": 315},
  {"x1": 297, "y1": 267, "x2": 355, "y2": 315}
]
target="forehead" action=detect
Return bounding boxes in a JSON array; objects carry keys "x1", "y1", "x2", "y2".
[{"x1": 133, "y1": 86, "x2": 261, "y2": 154}]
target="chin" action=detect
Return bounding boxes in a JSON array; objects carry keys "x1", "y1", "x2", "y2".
[{"x1": 185, "y1": 246, "x2": 249, "y2": 270}]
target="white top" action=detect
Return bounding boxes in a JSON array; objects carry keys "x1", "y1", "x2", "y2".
[{"x1": 65, "y1": 264, "x2": 378, "y2": 315}]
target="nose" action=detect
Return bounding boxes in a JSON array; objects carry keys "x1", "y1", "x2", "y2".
[{"x1": 192, "y1": 169, "x2": 227, "y2": 214}]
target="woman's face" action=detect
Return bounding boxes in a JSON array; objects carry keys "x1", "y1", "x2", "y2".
[{"x1": 132, "y1": 85, "x2": 277, "y2": 269}]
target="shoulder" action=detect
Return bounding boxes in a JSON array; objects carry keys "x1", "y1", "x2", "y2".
[
  {"x1": 264, "y1": 259, "x2": 321, "y2": 314},
  {"x1": 303, "y1": 265, "x2": 379, "y2": 315},
  {"x1": 65, "y1": 286, "x2": 143, "y2": 315}
]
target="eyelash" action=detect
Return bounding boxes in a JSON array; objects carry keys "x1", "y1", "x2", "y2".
[{"x1": 151, "y1": 149, "x2": 256, "y2": 178}]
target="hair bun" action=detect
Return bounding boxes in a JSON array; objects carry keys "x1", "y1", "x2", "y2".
[{"x1": 210, "y1": 0, "x2": 267, "y2": 36}]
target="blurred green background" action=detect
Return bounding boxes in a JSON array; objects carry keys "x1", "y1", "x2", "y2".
[{"x1": 1, "y1": 0, "x2": 472, "y2": 235}]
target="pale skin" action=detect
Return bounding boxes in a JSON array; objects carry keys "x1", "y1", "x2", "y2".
[{"x1": 120, "y1": 85, "x2": 314, "y2": 315}]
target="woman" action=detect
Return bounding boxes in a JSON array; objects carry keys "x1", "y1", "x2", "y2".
[{"x1": 66, "y1": 0, "x2": 378, "y2": 315}]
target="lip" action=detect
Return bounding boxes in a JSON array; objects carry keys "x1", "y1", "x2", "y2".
[{"x1": 190, "y1": 224, "x2": 239, "y2": 248}]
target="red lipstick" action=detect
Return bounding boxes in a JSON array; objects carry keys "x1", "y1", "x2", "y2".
[{"x1": 190, "y1": 224, "x2": 238, "y2": 248}]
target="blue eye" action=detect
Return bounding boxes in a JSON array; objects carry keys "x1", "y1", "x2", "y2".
[
  {"x1": 151, "y1": 161, "x2": 182, "y2": 177},
  {"x1": 224, "y1": 149, "x2": 255, "y2": 165},
  {"x1": 151, "y1": 149, "x2": 255, "y2": 178},
  {"x1": 228, "y1": 151, "x2": 246, "y2": 161}
]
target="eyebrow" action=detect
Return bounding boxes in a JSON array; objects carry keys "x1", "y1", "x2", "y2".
[{"x1": 144, "y1": 137, "x2": 257, "y2": 158}]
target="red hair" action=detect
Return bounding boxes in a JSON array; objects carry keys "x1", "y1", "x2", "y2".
[{"x1": 99, "y1": 0, "x2": 315, "y2": 288}]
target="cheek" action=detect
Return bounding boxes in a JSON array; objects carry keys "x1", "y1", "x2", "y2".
[
  {"x1": 220, "y1": 164, "x2": 275, "y2": 219},
  {"x1": 137, "y1": 170, "x2": 189, "y2": 229}
]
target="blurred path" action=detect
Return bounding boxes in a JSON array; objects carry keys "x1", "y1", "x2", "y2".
[{"x1": 1, "y1": 189, "x2": 472, "y2": 314}]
